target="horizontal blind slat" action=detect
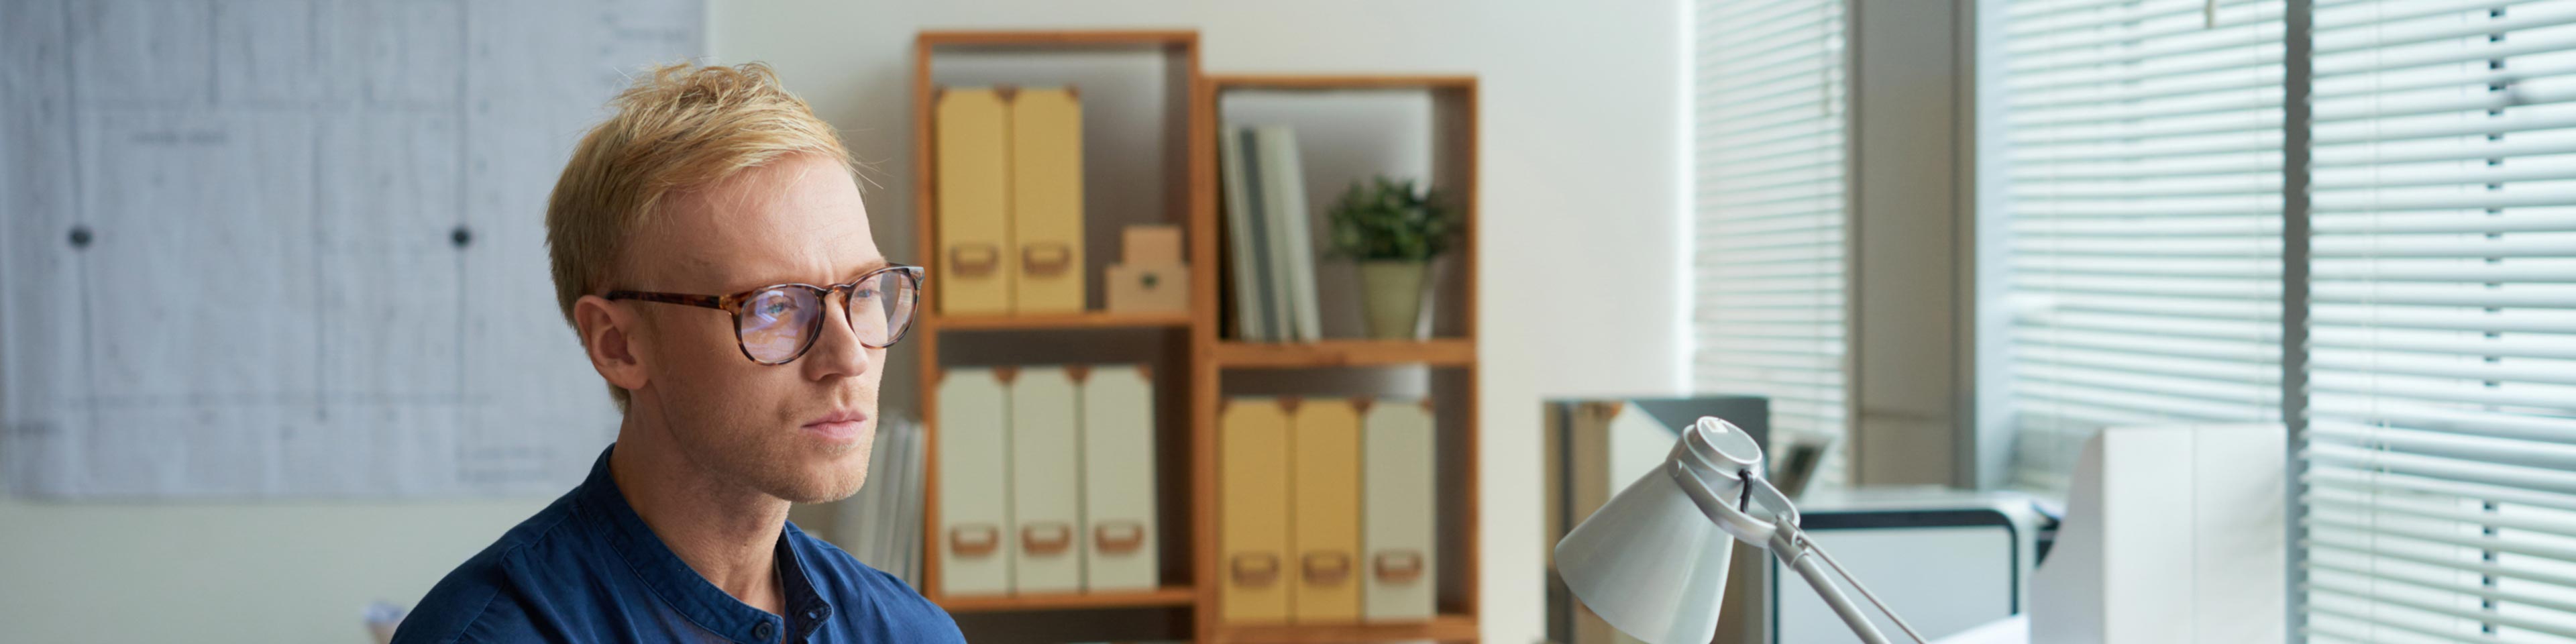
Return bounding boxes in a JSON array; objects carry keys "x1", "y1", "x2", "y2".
[
  {"x1": 2008, "y1": 52, "x2": 2289, "y2": 93},
  {"x1": 2307, "y1": 531, "x2": 2576, "y2": 592},
  {"x1": 2315, "y1": 110, "x2": 2576, "y2": 146},
  {"x1": 2313, "y1": 211, "x2": 2576, "y2": 233},
  {"x1": 2317, "y1": 31, "x2": 2576, "y2": 77},
  {"x1": 2316, "y1": 0, "x2": 2563, "y2": 30},
  {"x1": 2008, "y1": 21, "x2": 2284, "y2": 75},
  {"x1": 2310, "y1": 236, "x2": 2576, "y2": 258},
  {"x1": 2304, "y1": 576, "x2": 2576, "y2": 639},
  {"x1": 2307, "y1": 394, "x2": 2576, "y2": 443},
  {"x1": 2310, "y1": 327, "x2": 2576, "y2": 358},
  {"x1": 2307, "y1": 564, "x2": 2576, "y2": 623},
  {"x1": 2310, "y1": 377, "x2": 2576, "y2": 410},
  {"x1": 2308, "y1": 423, "x2": 2576, "y2": 470},
  {"x1": 2309, "y1": 486, "x2": 2576, "y2": 535},
  {"x1": 2313, "y1": 56, "x2": 2576, "y2": 101},
  {"x1": 2302, "y1": 612, "x2": 2494, "y2": 644},
  {"x1": 2307, "y1": 466, "x2": 2576, "y2": 513},
  {"x1": 2312, "y1": 304, "x2": 2576, "y2": 332},
  {"x1": 2306, "y1": 442, "x2": 2576, "y2": 495},
  {"x1": 2303, "y1": 513, "x2": 2576, "y2": 564},
  {"x1": 2314, "y1": 5, "x2": 2576, "y2": 55}
]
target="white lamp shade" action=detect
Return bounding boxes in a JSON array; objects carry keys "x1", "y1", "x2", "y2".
[{"x1": 1552, "y1": 418, "x2": 1767, "y2": 644}]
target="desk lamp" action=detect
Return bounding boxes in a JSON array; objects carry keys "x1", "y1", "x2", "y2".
[{"x1": 1553, "y1": 417, "x2": 1929, "y2": 644}]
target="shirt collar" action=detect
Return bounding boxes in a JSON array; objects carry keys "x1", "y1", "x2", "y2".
[{"x1": 574, "y1": 445, "x2": 837, "y2": 643}]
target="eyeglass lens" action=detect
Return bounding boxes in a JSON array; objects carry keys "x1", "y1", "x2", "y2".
[
  {"x1": 847, "y1": 270, "x2": 916, "y2": 347},
  {"x1": 739, "y1": 287, "x2": 822, "y2": 363}
]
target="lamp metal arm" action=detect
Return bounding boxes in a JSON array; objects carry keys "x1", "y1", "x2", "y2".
[{"x1": 1767, "y1": 516, "x2": 1931, "y2": 644}]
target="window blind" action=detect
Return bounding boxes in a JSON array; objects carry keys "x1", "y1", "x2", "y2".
[
  {"x1": 1994, "y1": 0, "x2": 2291, "y2": 493},
  {"x1": 2299, "y1": 1, "x2": 2576, "y2": 641},
  {"x1": 1690, "y1": 0, "x2": 1851, "y2": 486}
]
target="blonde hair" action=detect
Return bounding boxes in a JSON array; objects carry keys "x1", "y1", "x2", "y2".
[{"x1": 546, "y1": 62, "x2": 853, "y2": 407}]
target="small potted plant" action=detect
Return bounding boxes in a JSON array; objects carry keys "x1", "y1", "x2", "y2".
[{"x1": 1326, "y1": 176, "x2": 1456, "y2": 339}]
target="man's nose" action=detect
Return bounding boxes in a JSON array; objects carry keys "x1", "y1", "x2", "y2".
[{"x1": 800, "y1": 290, "x2": 873, "y2": 379}]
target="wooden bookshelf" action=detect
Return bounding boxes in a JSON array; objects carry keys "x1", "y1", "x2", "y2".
[
  {"x1": 927, "y1": 310, "x2": 1193, "y2": 331},
  {"x1": 910, "y1": 30, "x2": 1206, "y2": 635},
  {"x1": 910, "y1": 30, "x2": 1481, "y2": 643},
  {"x1": 1193, "y1": 73, "x2": 1482, "y2": 644}
]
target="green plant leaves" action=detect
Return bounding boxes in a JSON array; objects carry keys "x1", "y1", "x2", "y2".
[{"x1": 1325, "y1": 176, "x2": 1454, "y2": 262}]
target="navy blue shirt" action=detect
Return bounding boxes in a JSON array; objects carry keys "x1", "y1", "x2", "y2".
[{"x1": 392, "y1": 447, "x2": 964, "y2": 643}]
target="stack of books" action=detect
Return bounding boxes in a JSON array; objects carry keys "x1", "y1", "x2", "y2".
[{"x1": 1219, "y1": 125, "x2": 1323, "y2": 342}]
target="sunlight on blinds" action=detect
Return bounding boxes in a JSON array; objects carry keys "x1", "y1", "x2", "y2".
[
  {"x1": 1992, "y1": 0, "x2": 2291, "y2": 493},
  {"x1": 1690, "y1": 0, "x2": 1851, "y2": 487},
  {"x1": 2300, "y1": 1, "x2": 2576, "y2": 641}
]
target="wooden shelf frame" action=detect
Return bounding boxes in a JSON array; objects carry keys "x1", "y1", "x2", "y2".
[
  {"x1": 917, "y1": 29, "x2": 1199, "y2": 48},
  {"x1": 1216, "y1": 615, "x2": 1481, "y2": 643},
  {"x1": 908, "y1": 31, "x2": 1482, "y2": 643},
  {"x1": 930, "y1": 586, "x2": 1197, "y2": 613},
  {"x1": 911, "y1": 30, "x2": 1208, "y2": 620},
  {"x1": 925, "y1": 310, "x2": 1193, "y2": 331},
  {"x1": 1194, "y1": 73, "x2": 1482, "y2": 643},
  {"x1": 1212, "y1": 339, "x2": 1476, "y2": 368},
  {"x1": 1203, "y1": 74, "x2": 1480, "y2": 92}
]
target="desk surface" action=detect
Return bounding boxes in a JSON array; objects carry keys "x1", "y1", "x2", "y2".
[{"x1": 1933, "y1": 614, "x2": 2027, "y2": 644}]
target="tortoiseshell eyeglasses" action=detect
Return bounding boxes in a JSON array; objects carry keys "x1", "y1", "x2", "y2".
[{"x1": 606, "y1": 265, "x2": 925, "y2": 365}]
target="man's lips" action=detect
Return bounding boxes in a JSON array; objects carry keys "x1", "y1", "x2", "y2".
[{"x1": 803, "y1": 408, "x2": 869, "y2": 442}]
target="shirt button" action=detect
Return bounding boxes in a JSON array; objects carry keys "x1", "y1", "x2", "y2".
[
  {"x1": 805, "y1": 609, "x2": 822, "y2": 620},
  {"x1": 753, "y1": 621, "x2": 773, "y2": 641}
]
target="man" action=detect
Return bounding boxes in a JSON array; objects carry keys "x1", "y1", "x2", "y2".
[{"x1": 394, "y1": 62, "x2": 965, "y2": 643}]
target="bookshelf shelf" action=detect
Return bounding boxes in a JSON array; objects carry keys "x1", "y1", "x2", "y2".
[
  {"x1": 916, "y1": 29, "x2": 1197, "y2": 48},
  {"x1": 927, "y1": 310, "x2": 1193, "y2": 331},
  {"x1": 1211, "y1": 338, "x2": 1474, "y2": 368},
  {"x1": 930, "y1": 586, "x2": 1197, "y2": 613},
  {"x1": 1205, "y1": 74, "x2": 1477, "y2": 92},
  {"x1": 1216, "y1": 615, "x2": 1481, "y2": 643}
]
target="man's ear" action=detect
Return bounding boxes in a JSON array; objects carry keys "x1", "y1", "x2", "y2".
[{"x1": 573, "y1": 294, "x2": 650, "y2": 396}]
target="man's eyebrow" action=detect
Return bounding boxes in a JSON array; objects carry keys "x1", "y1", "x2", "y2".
[
  {"x1": 722, "y1": 260, "x2": 894, "y2": 290},
  {"x1": 832, "y1": 260, "x2": 895, "y2": 284}
]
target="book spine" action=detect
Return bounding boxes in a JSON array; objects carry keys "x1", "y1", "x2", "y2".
[
  {"x1": 1255, "y1": 126, "x2": 1320, "y2": 342},
  {"x1": 1220, "y1": 126, "x2": 1273, "y2": 341}
]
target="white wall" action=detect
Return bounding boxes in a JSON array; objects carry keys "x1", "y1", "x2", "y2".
[
  {"x1": 708, "y1": 2, "x2": 1693, "y2": 643},
  {"x1": 0, "y1": 496, "x2": 549, "y2": 643},
  {"x1": 0, "y1": 3, "x2": 1688, "y2": 643}
]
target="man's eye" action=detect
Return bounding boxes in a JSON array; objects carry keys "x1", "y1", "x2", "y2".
[
  {"x1": 761, "y1": 302, "x2": 790, "y2": 317},
  {"x1": 853, "y1": 288, "x2": 877, "y2": 300}
]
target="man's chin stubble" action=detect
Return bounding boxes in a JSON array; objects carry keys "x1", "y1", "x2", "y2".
[{"x1": 763, "y1": 449, "x2": 869, "y2": 504}]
